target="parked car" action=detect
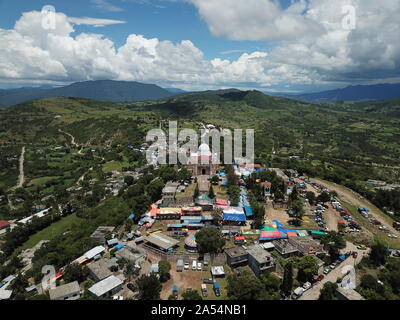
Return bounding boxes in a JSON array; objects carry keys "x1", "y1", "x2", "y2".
[
  {"x1": 357, "y1": 245, "x2": 368, "y2": 250},
  {"x1": 184, "y1": 263, "x2": 190, "y2": 270},
  {"x1": 323, "y1": 267, "x2": 331, "y2": 275},
  {"x1": 330, "y1": 264, "x2": 336, "y2": 270},
  {"x1": 352, "y1": 252, "x2": 358, "y2": 259},
  {"x1": 192, "y1": 260, "x2": 197, "y2": 270},
  {"x1": 203, "y1": 278, "x2": 214, "y2": 284},
  {"x1": 303, "y1": 282, "x2": 312, "y2": 291},
  {"x1": 213, "y1": 282, "x2": 221, "y2": 297},
  {"x1": 388, "y1": 234, "x2": 398, "y2": 238},
  {"x1": 291, "y1": 287, "x2": 305, "y2": 300},
  {"x1": 315, "y1": 274, "x2": 325, "y2": 282},
  {"x1": 197, "y1": 263, "x2": 202, "y2": 271},
  {"x1": 127, "y1": 283, "x2": 136, "y2": 292},
  {"x1": 201, "y1": 284, "x2": 208, "y2": 297}
]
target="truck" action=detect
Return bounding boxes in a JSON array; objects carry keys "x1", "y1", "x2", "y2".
[
  {"x1": 201, "y1": 284, "x2": 208, "y2": 297},
  {"x1": 177, "y1": 259, "x2": 184, "y2": 272},
  {"x1": 291, "y1": 287, "x2": 305, "y2": 300},
  {"x1": 213, "y1": 282, "x2": 221, "y2": 297}
]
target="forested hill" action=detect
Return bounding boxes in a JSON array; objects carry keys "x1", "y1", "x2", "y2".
[
  {"x1": 285, "y1": 83, "x2": 400, "y2": 103},
  {"x1": 0, "y1": 80, "x2": 173, "y2": 107},
  {"x1": 1, "y1": 91, "x2": 400, "y2": 170}
]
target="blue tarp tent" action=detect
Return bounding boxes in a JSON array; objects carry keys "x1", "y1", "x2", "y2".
[
  {"x1": 113, "y1": 244, "x2": 124, "y2": 250},
  {"x1": 223, "y1": 213, "x2": 246, "y2": 222},
  {"x1": 128, "y1": 214, "x2": 135, "y2": 220},
  {"x1": 244, "y1": 206, "x2": 253, "y2": 217}
]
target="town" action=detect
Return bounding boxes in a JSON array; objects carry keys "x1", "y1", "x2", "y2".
[{"x1": 1, "y1": 137, "x2": 399, "y2": 301}]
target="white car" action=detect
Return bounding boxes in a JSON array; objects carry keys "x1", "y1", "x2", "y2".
[
  {"x1": 197, "y1": 263, "x2": 202, "y2": 271},
  {"x1": 192, "y1": 260, "x2": 197, "y2": 270},
  {"x1": 302, "y1": 282, "x2": 312, "y2": 291},
  {"x1": 388, "y1": 234, "x2": 398, "y2": 238},
  {"x1": 184, "y1": 263, "x2": 190, "y2": 270},
  {"x1": 330, "y1": 264, "x2": 336, "y2": 270}
]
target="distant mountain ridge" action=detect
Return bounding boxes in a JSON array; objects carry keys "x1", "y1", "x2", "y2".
[
  {"x1": 284, "y1": 83, "x2": 400, "y2": 102},
  {"x1": 0, "y1": 80, "x2": 174, "y2": 107}
]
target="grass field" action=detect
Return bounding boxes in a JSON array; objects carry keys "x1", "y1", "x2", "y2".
[
  {"x1": 18, "y1": 213, "x2": 83, "y2": 251},
  {"x1": 27, "y1": 176, "x2": 61, "y2": 187}
]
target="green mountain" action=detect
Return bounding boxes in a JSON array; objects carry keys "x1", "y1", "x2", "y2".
[
  {"x1": 2, "y1": 90, "x2": 398, "y2": 169},
  {"x1": 0, "y1": 80, "x2": 173, "y2": 107}
]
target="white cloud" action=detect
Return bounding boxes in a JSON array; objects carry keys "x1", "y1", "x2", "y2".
[
  {"x1": 0, "y1": 2, "x2": 400, "y2": 91},
  {"x1": 68, "y1": 17, "x2": 127, "y2": 27},
  {"x1": 91, "y1": 0, "x2": 124, "y2": 12}
]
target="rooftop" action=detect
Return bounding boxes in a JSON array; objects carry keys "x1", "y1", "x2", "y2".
[
  {"x1": 89, "y1": 276, "x2": 123, "y2": 297},
  {"x1": 49, "y1": 281, "x2": 80, "y2": 300},
  {"x1": 87, "y1": 259, "x2": 117, "y2": 280},
  {"x1": 225, "y1": 246, "x2": 248, "y2": 258},
  {"x1": 144, "y1": 233, "x2": 180, "y2": 250},
  {"x1": 246, "y1": 245, "x2": 273, "y2": 264}
]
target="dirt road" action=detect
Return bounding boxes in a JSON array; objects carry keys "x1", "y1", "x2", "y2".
[
  {"x1": 299, "y1": 242, "x2": 367, "y2": 300},
  {"x1": 313, "y1": 179, "x2": 400, "y2": 237}
]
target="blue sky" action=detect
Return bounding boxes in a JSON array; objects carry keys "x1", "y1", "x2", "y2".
[
  {"x1": 0, "y1": 0, "x2": 399, "y2": 93},
  {"x1": 0, "y1": 0, "x2": 269, "y2": 59}
]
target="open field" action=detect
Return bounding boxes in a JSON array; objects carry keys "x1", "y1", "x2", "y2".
[{"x1": 18, "y1": 213, "x2": 83, "y2": 251}]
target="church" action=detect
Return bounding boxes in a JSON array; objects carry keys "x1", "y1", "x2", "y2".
[{"x1": 187, "y1": 143, "x2": 218, "y2": 176}]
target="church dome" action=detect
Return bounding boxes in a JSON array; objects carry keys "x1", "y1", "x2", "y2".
[{"x1": 198, "y1": 143, "x2": 211, "y2": 155}]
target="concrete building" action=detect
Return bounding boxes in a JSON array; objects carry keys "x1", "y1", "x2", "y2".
[
  {"x1": 88, "y1": 275, "x2": 124, "y2": 299},
  {"x1": 225, "y1": 247, "x2": 249, "y2": 268},
  {"x1": 288, "y1": 236, "x2": 324, "y2": 256},
  {"x1": 49, "y1": 281, "x2": 81, "y2": 300},
  {"x1": 246, "y1": 245, "x2": 275, "y2": 277},
  {"x1": 87, "y1": 259, "x2": 118, "y2": 282}
]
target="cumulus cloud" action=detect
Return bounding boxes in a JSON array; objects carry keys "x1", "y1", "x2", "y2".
[{"x1": 0, "y1": 1, "x2": 399, "y2": 91}]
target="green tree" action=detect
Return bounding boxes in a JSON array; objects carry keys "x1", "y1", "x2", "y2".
[
  {"x1": 281, "y1": 262, "x2": 293, "y2": 296},
  {"x1": 211, "y1": 175, "x2": 219, "y2": 185},
  {"x1": 182, "y1": 289, "x2": 203, "y2": 300},
  {"x1": 305, "y1": 191, "x2": 316, "y2": 205},
  {"x1": 226, "y1": 270, "x2": 264, "y2": 300},
  {"x1": 317, "y1": 191, "x2": 331, "y2": 204},
  {"x1": 63, "y1": 263, "x2": 89, "y2": 283},
  {"x1": 370, "y1": 242, "x2": 388, "y2": 266},
  {"x1": 296, "y1": 255, "x2": 319, "y2": 282},
  {"x1": 193, "y1": 183, "x2": 200, "y2": 200},
  {"x1": 158, "y1": 260, "x2": 171, "y2": 283},
  {"x1": 124, "y1": 175, "x2": 134, "y2": 186},
  {"x1": 195, "y1": 227, "x2": 225, "y2": 253},
  {"x1": 137, "y1": 275, "x2": 162, "y2": 300},
  {"x1": 318, "y1": 282, "x2": 338, "y2": 300},
  {"x1": 208, "y1": 185, "x2": 215, "y2": 199}
]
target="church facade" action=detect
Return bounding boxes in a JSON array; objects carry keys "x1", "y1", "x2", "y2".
[{"x1": 187, "y1": 143, "x2": 218, "y2": 176}]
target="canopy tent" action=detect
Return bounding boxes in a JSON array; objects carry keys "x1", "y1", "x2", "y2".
[
  {"x1": 223, "y1": 213, "x2": 246, "y2": 223},
  {"x1": 286, "y1": 232, "x2": 298, "y2": 237},
  {"x1": 216, "y1": 199, "x2": 229, "y2": 206},
  {"x1": 259, "y1": 230, "x2": 287, "y2": 241}
]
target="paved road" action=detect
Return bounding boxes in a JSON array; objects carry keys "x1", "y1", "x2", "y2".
[{"x1": 299, "y1": 242, "x2": 367, "y2": 300}]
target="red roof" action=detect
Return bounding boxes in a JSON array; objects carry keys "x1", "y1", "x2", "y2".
[
  {"x1": 0, "y1": 220, "x2": 10, "y2": 228},
  {"x1": 260, "y1": 182, "x2": 272, "y2": 187},
  {"x1": 239, "y1": 164, "x2": 262, "y2": 168}
]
